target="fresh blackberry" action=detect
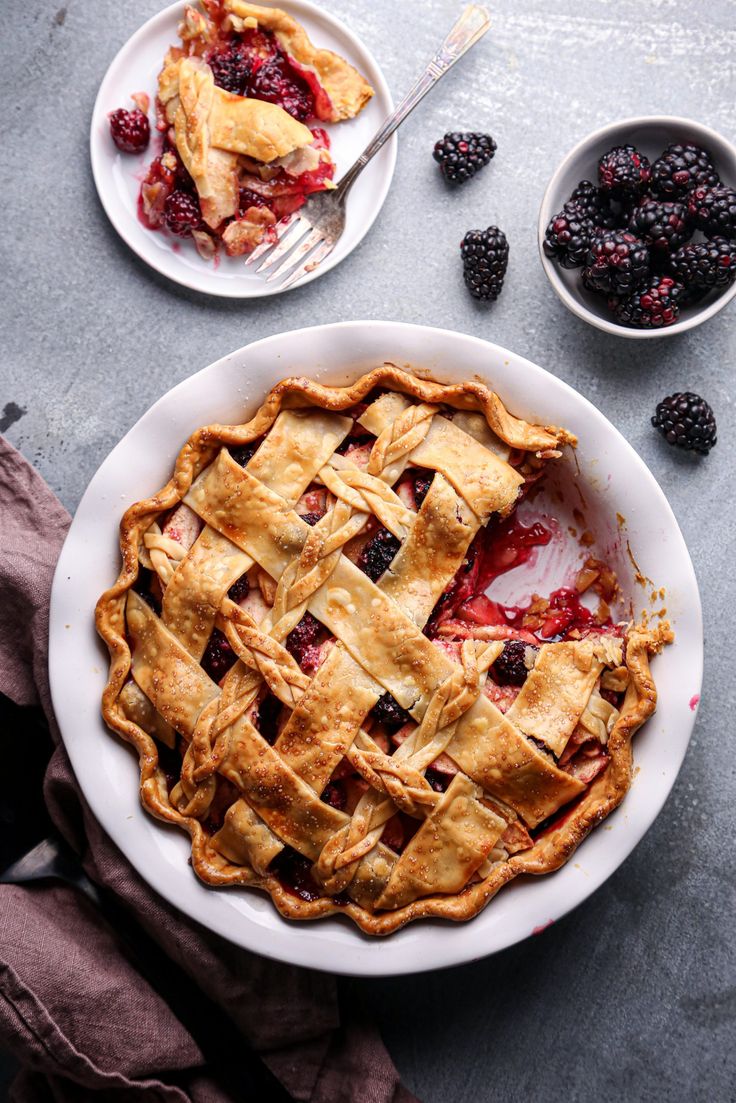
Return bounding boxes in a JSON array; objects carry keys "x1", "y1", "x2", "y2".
[
  {"x1": 598, "y1": 145, "x2": 650, "y2": 198},
  {"x1": 651, "y1": 392, "x2": 717, "y2": 455},
  {"x1": 109, "y1": 107, "x2": 150, "y2": 154},
  {"x1": 371, "y1": 692, "x2": 410, "y2": 728},
  {"x1": 493, "y1": 640, "x2": 538, "y2": 686},
  {"x1": 569, "y1": 180, "x2": 617, "y2": 229},
  {"x1": 164, "y1": 190, "x2": 202, "y2": 236},
  {"x1": 357, "y1": 527, "x2": 400, "y2": 581},
  {"x1": 433, "y1": 131, "x2": 496, "y2": 183},
  {"x1": 208, "y1": 44, "x2": 253, "y2": 95},
  {"x1": 615, "y1": 275, "x2": 684, "y2": 328},
  {"x1": 543, "y1": 206, "x2": 597, "y2": 269},
  {"x1": 583, "y1": 231, "x2": 650, "y2": 295},
  {"x1": 687, "y1": 185, "x2": 736, "y2": 238},
  {"x1": 671, "y1": 236, "x2": 736, "y2": 291},
  {"x1": 627, "y1": 199, "x2": 693, "y2": 254},
  {"x1": 460, "y1": 226, "x2": 509, "y2": 301},
  {"x1": 650, "y1": 143, "x2": 719, "y2": 199}
]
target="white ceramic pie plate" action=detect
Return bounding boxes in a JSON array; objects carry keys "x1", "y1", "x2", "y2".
[
  {"x1": 49, "y1": 322, "x2": 703, "y2": 976},
  {"x1": 90, "y1": 0, "x2": 396, "y2": 297}
]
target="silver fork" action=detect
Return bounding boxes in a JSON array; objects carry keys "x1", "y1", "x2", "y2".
[{"x1": 247, "y1": 4, "x2": 491, "y2": 291}]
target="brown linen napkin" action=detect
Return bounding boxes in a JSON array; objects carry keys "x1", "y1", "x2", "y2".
[{"x1": 0, "y1": 435, "x2": 417, "y2": 1103}]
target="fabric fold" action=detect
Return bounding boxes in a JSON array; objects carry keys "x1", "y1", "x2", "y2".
[{"x1": 0, "y1": 435, "x2": 415, "y2": 1103}]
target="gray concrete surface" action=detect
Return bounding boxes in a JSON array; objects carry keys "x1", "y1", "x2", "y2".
[{"x1": 2, "y1": 1, "x2": 735, "y2": 1100}]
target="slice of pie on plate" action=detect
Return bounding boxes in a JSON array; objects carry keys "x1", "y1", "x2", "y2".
[
  {"x1": 140, "y1": 1, "x2": 374, "y2": 258},
  {"x1": 96, "y1": 366, "x2": 672, "y2": 935}
]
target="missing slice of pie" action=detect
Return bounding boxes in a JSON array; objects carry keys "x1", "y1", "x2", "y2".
[
  {"x1": 96, "y1": 366, "x2": 673, "y2": 935},
  {"x1": 139, "y1": 1, "x2": 374, "y2": 258}
]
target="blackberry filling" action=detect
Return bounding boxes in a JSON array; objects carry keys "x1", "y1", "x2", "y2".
[
  {"x1": 201, "y1": 628, "x2": 237, "y2": 683},
  {"x1": 357, "y1": 528, "x2": 400, "y2": 582}
]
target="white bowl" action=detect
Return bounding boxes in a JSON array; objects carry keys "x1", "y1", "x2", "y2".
[
  {"x1": 49, "y1": 322, "x2": 702, "y2": 976},
  {"x1": 538, "y1": 115, "x2": 736, "y2": 338}
]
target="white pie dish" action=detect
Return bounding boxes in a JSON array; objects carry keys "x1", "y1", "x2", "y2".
[
  {"x1": 49, "y1": 321, "x2": 702, "y2": 976},
  {"x1": 538, "y1": 115, "x2": 736, "y2": 338},
  {"x1": 90, "y1": 0, "x2": 396, "y2": 298}
]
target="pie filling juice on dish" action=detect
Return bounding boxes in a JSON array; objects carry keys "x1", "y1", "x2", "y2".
[
  {"x1": 97, "y1": 367, "x2": 671, "y2": 934},
  {"x1": 138, "y1": 1, "x2": 373, "y2": 258}
]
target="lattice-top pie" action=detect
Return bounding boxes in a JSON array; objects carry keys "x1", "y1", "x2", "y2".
[
  {"x1": 96, "y1": 367, "x2": 672, "y2": 934},
  {"x1": 139, "y1": 1, "x2": 373, "y2": 257}
]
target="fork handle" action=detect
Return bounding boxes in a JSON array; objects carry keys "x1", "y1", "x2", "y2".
[{"x1": 336, "y1": 4, "x2": 491, "y2": 197}]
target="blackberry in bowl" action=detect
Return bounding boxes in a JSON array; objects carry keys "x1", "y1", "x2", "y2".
[{"x1": 538, "y1": 116, "x2": 736, "y2": 337}]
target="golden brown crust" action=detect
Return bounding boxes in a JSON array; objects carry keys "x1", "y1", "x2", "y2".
[
  {"x1": 96, "y1": 366, "x2": 669, "y2": 936},
  {"x1": 223, "y1": 0, "x2": 374, "y2": 121}
]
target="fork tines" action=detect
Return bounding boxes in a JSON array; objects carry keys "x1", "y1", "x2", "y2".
[{"x1": 245, "y1": 214, "x2": 330, "y2": 290}]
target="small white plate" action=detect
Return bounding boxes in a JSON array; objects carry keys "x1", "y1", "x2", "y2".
[
  {"x1": 90, "y1": 0, "x2": 396, "y2": 297},
  {"x1": 50, "y1": 322, "x2": 702, "y2": 976}
]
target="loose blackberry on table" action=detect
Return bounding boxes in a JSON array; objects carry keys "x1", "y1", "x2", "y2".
[
  {"x1": 433, "y1": 132, "x2": 497, "y2": 183},
  {"x1": 460, "y1": 226, "x2": 509, "y2": 301},
  {"x1": 615, "y1": 275, "x2": 684, "y2": 329},
  {"x1": 652, "y1": 392, "x2": 717, "y2": 455}
]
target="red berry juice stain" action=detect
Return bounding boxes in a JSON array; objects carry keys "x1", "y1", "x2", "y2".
[
  {"x1": 532, "y1": 919, "x2": 554, "y2": 935},
  {"x1": 689, "y1": 694, "x2": 700, "y2": 711},
  {"x1": 428, "y1": 514, "x2": 553, "y2": 631}
]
